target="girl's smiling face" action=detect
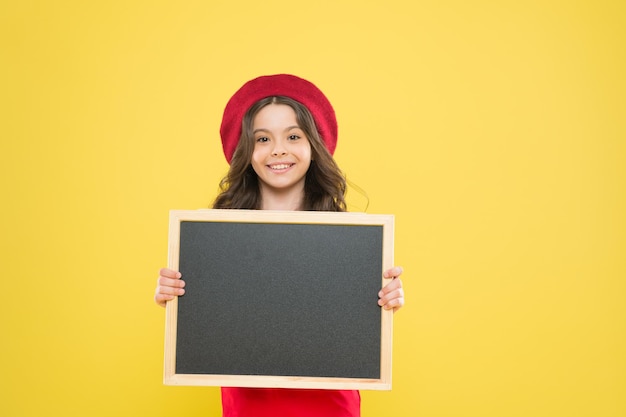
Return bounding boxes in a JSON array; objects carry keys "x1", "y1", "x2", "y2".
[{"x1": 251, "y1": 103, "x2": 312, "y2": 202}]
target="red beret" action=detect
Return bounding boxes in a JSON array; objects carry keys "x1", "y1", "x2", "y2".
[{"x1": 220, "y1": 74, "x2": 338, "y2": 163}]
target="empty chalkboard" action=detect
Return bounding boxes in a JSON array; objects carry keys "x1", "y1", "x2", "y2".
[{"x1": 164, "y1": 209, "x2": 394, "y2": 390}]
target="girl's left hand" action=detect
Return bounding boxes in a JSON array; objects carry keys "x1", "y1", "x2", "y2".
[{"x1": 378, "y1": 266, "x2": 405, "y2": 313}]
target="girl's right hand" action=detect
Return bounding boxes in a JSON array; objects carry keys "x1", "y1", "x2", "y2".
[{"x1": 154, "y1": 268, "x2": 185, "y2": 308}]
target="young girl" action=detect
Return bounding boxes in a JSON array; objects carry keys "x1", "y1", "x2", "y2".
[{"x1": 155, "y1": 74, "x2": 405, "y2": 417}]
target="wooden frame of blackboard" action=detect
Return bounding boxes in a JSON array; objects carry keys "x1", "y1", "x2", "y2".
[{"x1": 164, "y1": 209, "x2": 394, "y2": 390}]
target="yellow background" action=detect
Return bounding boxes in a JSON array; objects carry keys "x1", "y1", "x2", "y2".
[{"x1": 1, "y1": 1, "x2": 624, "y2": 416}]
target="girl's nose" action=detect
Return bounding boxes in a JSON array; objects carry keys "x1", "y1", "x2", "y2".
[{"x1": 271, "y1": 140, "x2": 287, "y2": 156}]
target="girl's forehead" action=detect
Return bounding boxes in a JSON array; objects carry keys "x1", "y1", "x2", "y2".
[{"x1": 253, "y1": 104, "x2": 299, "y2": 127}]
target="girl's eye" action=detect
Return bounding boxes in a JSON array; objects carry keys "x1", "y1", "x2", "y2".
[
  {"x1": 256, "y1": 137, "x2": 269, "y2": 143},
  {"x1": 288, "y1": 134, "x2": 300, "y2": 140}
]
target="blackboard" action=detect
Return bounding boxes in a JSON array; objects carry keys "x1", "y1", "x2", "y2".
[{"x1": 164, "y1": 209, "x2": 394, "y2": 390}]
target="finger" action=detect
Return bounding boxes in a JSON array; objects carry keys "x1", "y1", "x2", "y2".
[
  {"x1": 378, "y1": 287, "x2": 404, "y2": 306},
  {"x1": 159, "y1": 268, "x2": 182, "y2": 279},
  {"x1": 157, "y1": 283, "x2": 186, "y2": 296},
  {"x1": 158, "y1": 276, "x2": 186, "y2": 290},
  {"x1": 383, "y1": 266, "x2": 403, "y2": 279},
  {"x1": 381, "y1": 296, "x2": 405, "y2": 312},
  {"x1": 378, "y1": 277, "x2": 403, "y2": 297},
  {"x1": 154, "y1": 292, "x2": 176, "y2": 307},
  {"x1": 154, "y1": 282, "x2": 186, "y2": 308}
]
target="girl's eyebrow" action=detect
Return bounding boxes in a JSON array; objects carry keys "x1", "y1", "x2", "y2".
[
  {"x1": 253, "y1": 126, "x2": 302, "y2": 134},
  {"x1": 284, "y1": 125, "x2": 303, "y2": 132}
]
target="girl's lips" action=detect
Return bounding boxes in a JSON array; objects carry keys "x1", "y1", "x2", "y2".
[{"x1": 268, "y1": 163, "x2": 294, "y2": 170}]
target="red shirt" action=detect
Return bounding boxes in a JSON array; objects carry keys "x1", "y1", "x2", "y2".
[{"x1": 221, "y1": 387, "x2": 360, "y2": 417}]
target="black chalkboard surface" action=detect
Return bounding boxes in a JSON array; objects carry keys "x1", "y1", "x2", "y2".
[{"x1": 164, "y1": 209, "x2": 394, "y2": 390}]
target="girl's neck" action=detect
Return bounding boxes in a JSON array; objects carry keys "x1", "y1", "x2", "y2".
[{"x1": 259, "y1": 185, "x2": 305, "y2": 211}]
